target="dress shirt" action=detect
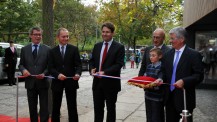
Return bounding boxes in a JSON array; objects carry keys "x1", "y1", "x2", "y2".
[
  {"x1": 59, "y1": 44, "x2": 67, "y2": 54},
  {"x1": 32, "y1": 43, "x2": 40, "y2": 53},
  {"x1": 99, "y1": 39, "x2": 113, "y2": 71}
]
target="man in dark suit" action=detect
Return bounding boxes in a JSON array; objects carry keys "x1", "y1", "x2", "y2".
[
  {"x1": 48, "y1": 28, "x2": 82, "y2": 122},
  {"x1": 4, "y1": 40, "x2": 18, "y2": 86},
  {"x1": 139, "y1": 28, "x2": 170, "y2": 76},
  {"x1": 138, "y1": 28, "x2": 170, "y2": 122},
  {"x1": 89, "y1": 22, "x2": 125, "y2": 122},
  {"x1": 160, "y1": 27, "x2": 204, "y2": 122},
  {"x1": 19, "y1": 27, "x2": 50, "y2": 122}
]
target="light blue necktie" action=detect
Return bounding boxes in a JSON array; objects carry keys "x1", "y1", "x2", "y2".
[{"x1": 170, "y1": 51, "x2": 180, "y2": 91}]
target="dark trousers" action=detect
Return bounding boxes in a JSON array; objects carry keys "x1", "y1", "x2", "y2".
[
  {"x1": 165, "y1": 92, "x2": 193, "y2": 122},
  {"x1": 93, "y1": 89, "x2": 118, "y2": 122},
  {"x1": 145, "y1": 98, "x2": 165, "y2": 122},
  {"x1": 51, "y1": 89, "x2": 78, "y2": 122},
  {"x1": 27, "y1": 88, "x2": 49, "y2": 122},
  {"x1": 7, "y1": 64, "x2": 16, "y2": 85}
]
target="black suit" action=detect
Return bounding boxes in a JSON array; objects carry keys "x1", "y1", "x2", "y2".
[
  {"x1": 4, "y1": 47, "x2": 18, "y2": 85},
  {"x1": 161, "y1": 46, "x2": 204, "y2": 122},
  {"x1": 49, "y1": 44, "x2": 82, "y2": 122},
  {"x1": 89, "y1": 40, "x2": 125, "y2": 122},
  {"x1": 19, "y1": 44, "x2": 50, "y2": 122}
]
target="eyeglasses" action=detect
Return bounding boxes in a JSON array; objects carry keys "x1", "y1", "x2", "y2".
[{"x1": 32, "y1": 34, "x2": 42, "y2": 37}]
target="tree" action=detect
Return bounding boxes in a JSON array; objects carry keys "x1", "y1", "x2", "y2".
[
  {"x1": 97, "y1": 0, "x2": 183, "y2": 50},
  {"x1": 42, "y1": 0, "x2": 54, "y2": 47},
  {"x1": 54, "y1": 0, "x2": 98, "y2": 51},
  {"x1": 0, "y1": 0, "x2": 40, "y2": 43}
]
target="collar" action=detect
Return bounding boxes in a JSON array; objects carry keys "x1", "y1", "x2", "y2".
[
  {"x1": 32, "y1": 43, "x2": 40, "y2": 47},
  {"x1": 176, "y1": 44, "x2": 186, "y2": 52},
  {"x1": 151, "y1": 61, "x2": 161, "y2": 68},
  {"x1": 103, "y1": 39, "x2": 113, "y2": 46},
  {"x1": 154, "y1": 43, "x2": 164, "y2": 49},
  {"x1": 59, "y1": 44, "x2": 67, "y2": 48}
]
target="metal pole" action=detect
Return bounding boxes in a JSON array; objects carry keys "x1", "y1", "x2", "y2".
[
  {"x1": 179, "y1": 89, "x2": 191, "y2": 122},
  {"x1": 16, "y1": 77, "x2": 19, "y2": 122},
  {"x1": 183, "y1": 89, "x2": 187, "y2": 110}
]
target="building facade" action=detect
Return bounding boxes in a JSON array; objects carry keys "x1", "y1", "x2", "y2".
[{"x1": 184, "y1": 0, "x2": 217, "y2": 83}]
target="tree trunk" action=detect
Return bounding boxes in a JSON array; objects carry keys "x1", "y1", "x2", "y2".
[
  {"x1": 42, "y1": 0, "x2": 54, "y2": 115},
  {"x1": 42, "y1": 0, "x2": 54, "y2": 47}
]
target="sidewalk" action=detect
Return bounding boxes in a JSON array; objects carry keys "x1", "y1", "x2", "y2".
[{"x1": 79, "y1": 87, "x2": 146, "y2": 122}]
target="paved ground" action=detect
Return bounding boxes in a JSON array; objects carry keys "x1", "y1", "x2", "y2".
[{"x1": 0, "y1": 62, "x2": 217, "y2": 122}]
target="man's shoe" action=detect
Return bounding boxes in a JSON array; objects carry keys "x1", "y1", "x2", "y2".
[
  {"x1": 9, "y1": 84, "x2": 12, "y2": 86},
  {"x1": 13, "y1": 83, "x2": 16, "y2": 85}
]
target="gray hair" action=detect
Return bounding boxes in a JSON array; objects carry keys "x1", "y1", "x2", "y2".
[
  {"x1": 29, "y1": 26, "x2": 42, "y2": 35},
  {"x1": 169, "y1": 27, "x2": 188, "y2": 41},
  {"x1": 56, "y1": 28, "x2": 68, "y2": 36}
]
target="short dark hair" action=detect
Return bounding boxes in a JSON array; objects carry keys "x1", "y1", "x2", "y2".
[
  {"x1": 9, "y1": 40, "x2": 14, "y2": 43},
  {"x1": 150, "y1": 48, "x2": 163, "y2": 56},
  {"x1": 101, "y1": 22, "x2": 115, "y2": 33},
  {"x1": 29, "y1": 26, "x2": 42, "y2": 35}
]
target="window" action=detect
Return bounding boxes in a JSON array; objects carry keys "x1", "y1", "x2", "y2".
[{"x1": 195, "y1": 31, "x2": 217, "y2": 80}]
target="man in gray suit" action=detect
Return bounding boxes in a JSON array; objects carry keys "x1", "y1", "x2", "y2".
[{"x1": 19, "y1": 27, "x2": 50, "y2": 122}]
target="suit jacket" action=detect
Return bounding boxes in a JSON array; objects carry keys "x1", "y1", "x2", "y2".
[
  {"x1": 4, "y1": 47, "x2": 18, "y2": 67},
  {"x1": 48, "y1": 44, "x2": 82, "y2": 91},
  {"x1": 138, "y1": 44, "x2": 170, "y2": 76},
  {"x1": 161, "y1": 46, "x2": 204, "y2": 111},
  {"x1": 19, "y1": 44, "x2": 50, "y2": 89},
  {"x1": 89, "y1": 40, "x2": 125, "y2": 92}
]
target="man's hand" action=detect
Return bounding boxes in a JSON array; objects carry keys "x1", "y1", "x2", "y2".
[
  {"x1": 153, "y1": 78, "x2": 163, "y2": 86},
  {"x1": 96, "y1": 71, "x2": 105, "y2": 75},
  {"x1": 58, "y1": 74, "x2": 66, "y2": 81},
  {"x1": 94, "y1": 71, "x2": 105, "y2": 78},
  {"x1": 91, "y1": 68, "x2": 96, "y2": 75},
  {"x1": 73, "y1": 74, "x2": 80, "y2": 80},
  {"x1": 5, "y1": 64, "x2": 9, "y2": 67},
  {"x1": 35, "y1": 74, "x2": 45, "y2": 79},
  {"x1": 22, "y1": 70, "x2": 31, "y2": 77},
  {"x1": 174, "y1": 79, "x2": 184, "y2": 89}
]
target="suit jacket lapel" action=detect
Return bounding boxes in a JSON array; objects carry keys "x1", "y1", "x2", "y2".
[
  {"x1": 103, "y1": 41, "x2": 116, "y2": 64},
  {"x1": 64, "y1": 45, "x2": 70, "y2": 61},
  {"x1": 35, "y1": 45, "x2": 42, "y2": 62},
  {"x1": 176, "y1": 47, "x2": 188, "y2": 71},
  {"x1": 55, "y1": 46, "x2": 63, "y2": 61},
  {"x1": 97, "y1": 42, "x2": 103, "y2": 64},
  {"x1": 169, "y1": 49, "x2": 175, "y2": 73},
  {"x1": 27, "y1": 44, "x2": 35, "y2": 61}
]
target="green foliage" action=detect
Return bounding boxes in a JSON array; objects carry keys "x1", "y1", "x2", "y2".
[
  {"x1": 0, "y1": 0, "x2": 183, "y2": 50},
  {"x1": 97, "y1": 0, "x2": 183, "y2": 48},
  {"x1": 53, "y1": 0, "x2": 98, "y2": 51},
  {"x1": 0, "y1": 0, "x2": 41, "y2": 42}
]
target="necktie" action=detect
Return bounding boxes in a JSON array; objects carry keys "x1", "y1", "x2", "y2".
[
  {"x1": 170, "y1": 51, "x2": 180, "y2": 91},
  {"x1": 11, "y1": 47, "x2": 14, "y2": 53},
  {"x1": 32, "y1": 45, "x2": 38, "y2": 59},
  {"x1": 101, "y1": 43, "x2": 108, "y2": 71},
  {"x1": 61, "y1": 46, "x2": 65, "y2": 59}
]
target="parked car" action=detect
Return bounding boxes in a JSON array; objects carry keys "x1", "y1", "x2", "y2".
[
  {"x1": 0, "y1": 42, "x2": 24, "y2": 80},
  {"x1": 81, "y1": 58, "x2": 89, "y2": 71}
]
